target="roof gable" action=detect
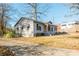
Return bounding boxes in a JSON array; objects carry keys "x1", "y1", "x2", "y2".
[{"x1": 14, "y1": 17, "x2": 45, "y2": 26}]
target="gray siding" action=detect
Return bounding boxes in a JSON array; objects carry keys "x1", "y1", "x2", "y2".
[{"x1": 15, "y1": 19, "x2": 34, "y2": 37}]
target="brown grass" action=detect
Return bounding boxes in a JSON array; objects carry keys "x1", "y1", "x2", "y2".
[
  {"x1": 0, "y1": 33, "x2": 79, "y2": 50},
  {"x1": 26, "y1": 34, "x2": 79, "y2": 50}
]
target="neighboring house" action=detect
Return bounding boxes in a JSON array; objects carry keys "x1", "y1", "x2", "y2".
[
  {"x1": 14, "y1": 17, "x2": 57, "y2": 37},
  {"x1": 61, "y1": 21, "x2": 79, "y2": 33}
]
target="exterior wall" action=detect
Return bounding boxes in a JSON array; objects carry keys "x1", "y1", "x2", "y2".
[
  {"x1": 15, "y1": 24, "x2": 22, "y2": 35},
  {"x1": 44, "y1": 24, "x2": 57, "y2": 35},
  {"x1": 34, "y1": 22, "x2": 45, "y2": 34},
  {"x1": 47, "y1": 25, "x2": 56, "y2": 35},
  {"x1": 15, "y1": 19, "x2": 34, "y2": 37},
  {"x1": 22, "y1": 20, "x2": 34, "y2": 37}
]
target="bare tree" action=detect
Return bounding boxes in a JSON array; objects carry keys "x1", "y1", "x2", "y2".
[
  {"x1": 25, "y1": 3, "x2": 50, "y2": 21},
  {"x1": 0, "y1": 3, "x2": 11, "y2": 35},
  {"x1": 66, "y1": 3, "x2": 79, "y2": 16},
  {"x1": 28, "y1": 3, "x2": 37, "y2": 20},
  {"x1": 65, "y1": 4, "x2": 79, "y2": 32},
  {"x1": 10, "y1": 3, "x2": 50, "y2": 22}
]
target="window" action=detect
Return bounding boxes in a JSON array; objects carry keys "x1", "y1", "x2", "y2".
[
  {"x1": 39, "y1": 26, "x2": 41, "y2": 31},
  {"x1": 21, "y1": 25, "x2": 25, "y2": 30},
  {"x1": 17, "y1": 27, "x2": 19, "y2": 30},
  {"x1": 51, "y1": 27, "x2": 54, "y2": 31},
  {"x1": 21, "y1": 26, "x2": 24, "y2": 30},
  {"x1": 27, "y1": 24, "x2": 30, "y2": 30},
  {"x1": 37, "y1": 24, "x2": 41, "y2": 31},
  {"x1": 37, "y1": 24, "x2": 39, "y2": 30}
]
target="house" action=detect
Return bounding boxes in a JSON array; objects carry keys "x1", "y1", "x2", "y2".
[
  {"x1": 61, "y1": 21, "x2": 79, "y2": 33},
  {"x1": 14, "y1": 17, "x2": 57, "y2": 37}
]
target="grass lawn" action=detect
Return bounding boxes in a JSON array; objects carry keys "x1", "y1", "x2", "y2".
[
  {"x1": 0, "y1": 33, "x2": 79, "y2": 56},
  {"x1": 0, "y1": 33, "x2": 79, "y2": 50},
  {"x1": 27, "y1": 34, "x2": 79, "y2": 50}
]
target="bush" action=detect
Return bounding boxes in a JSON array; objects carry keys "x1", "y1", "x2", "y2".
[{"x1": 4, "y1": 31, "x2": 15, "y2": 38}]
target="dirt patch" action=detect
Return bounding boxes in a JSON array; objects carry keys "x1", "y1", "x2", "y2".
[
  {"x1": 4, "y1": 44, "x2": 79, "y2": 56},
  {"x1": 7, "y1": 44, "x2": 45, "y2": 56}
]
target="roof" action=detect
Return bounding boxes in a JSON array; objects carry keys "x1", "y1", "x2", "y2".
[
  {"x1": 61, "y1": 21, "x2": 79, "y2": 26},
  {"x1": 14, "y1": 17, "x2": 45, "y2": 27}
]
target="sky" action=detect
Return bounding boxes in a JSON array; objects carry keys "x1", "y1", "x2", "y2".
[{"x1": 7, "y1": 3, "x2": 79, "y2": 27}]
